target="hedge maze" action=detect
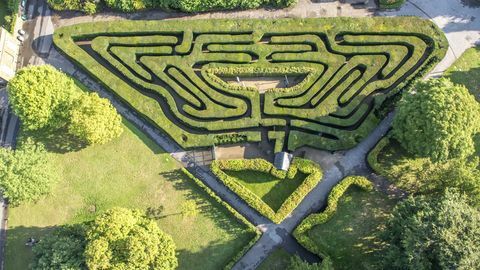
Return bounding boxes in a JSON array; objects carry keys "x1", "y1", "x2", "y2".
[{"x1": 54, "y1": 18, "x2": 447, "y2": 151}]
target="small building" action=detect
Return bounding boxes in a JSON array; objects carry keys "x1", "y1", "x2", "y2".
[
  {"x1": 274, "y1": 152, "x2": 293, "y2": 171},
  {"x1": 0, "y1": 27, "x2": 19, "y2": 83}
]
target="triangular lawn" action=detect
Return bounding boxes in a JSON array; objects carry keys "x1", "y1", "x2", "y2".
[{"x1": 211, "y1": 158, "x2": 322, "y2": 223}]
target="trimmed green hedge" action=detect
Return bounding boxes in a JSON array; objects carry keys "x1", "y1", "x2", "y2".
[
  {"x1": 379, "y1": 0, "x2": 405, "y2": 9},
  {"x1": 211, "y1": 158, "x2": 323, "y2": 224},
  {"x1": 293, "y1": 176, "x2": 373, "y2": 260},
  {"x1": 367, "y1": 135, "x2": 390, "y2": 175},
  {"x1": 53, "y1": 18, "x2": 447, "y2": 151},
  {"x1": 180, "y1": 168, "x2": 260, "y2": 270}
]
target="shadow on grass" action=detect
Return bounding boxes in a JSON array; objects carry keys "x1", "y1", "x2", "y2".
[
  {"x1": 18, "y1": 127, "x2": 86, "y2": 153},
  {"x1": 123, "y1": 119, "x2": 165, "y2": 155},
  {"x1": 446, "y1": 65, "x2": 480, "y2": 100},
  {"x1": 5, "y1": 225, "x2": 58, "y2": 269},
  {"x1": 160, "y1": 169, "x2": 248, "y2": 236}
]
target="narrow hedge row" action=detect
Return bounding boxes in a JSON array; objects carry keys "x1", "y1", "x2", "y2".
[
  {"x1": 180, "y1": 168, "x2": 260, "y2": 270},
  {"x1": 211, "y1": 158, "x2": 322, "y2": 224},
  {"x1": 293, "y1": 176, "x2": 373, "y2": 260},
  {"x1": 366, "y1": 135, "x2": 391, "y2": 175}
]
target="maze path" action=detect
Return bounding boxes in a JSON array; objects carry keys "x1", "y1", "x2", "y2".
[{"x1": 54, "y1": 18, "x2": 447, "y2": 151}]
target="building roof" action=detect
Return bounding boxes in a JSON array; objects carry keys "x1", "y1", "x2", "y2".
[
  {"x1": 274, "y1": 152, "x2": 293, "y2": 171},
  {"x1": 0, "y1": 28, "x2": 18, "y2": 81}
]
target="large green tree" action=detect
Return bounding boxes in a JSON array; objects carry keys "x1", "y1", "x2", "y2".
[
  {"x1": 84, "y1": 208, "x2": 178, "y2": 270},
  {"x1": 393, "y1": 78, "x2": 480, "y2": 162},
  {"x1": 7, "y1": 65, "x2": 76, "y2": 130},
  {"x1": 32, "y1": 225, "x2": 87, "y2": 270},
  {"x1": 0, "y1": 138, "x2": 56, "y2": 206},
  {"x1": 68, "y1": 93, "x2": 123, "y2": 145},
  {"x1": 382, "y1": 191, "x2": 480, "y2": 269}
]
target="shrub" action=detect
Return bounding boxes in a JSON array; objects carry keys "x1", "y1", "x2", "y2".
[
  {"x1": 85, "y1": 208, "x2": 178, "y2": 270},
  {"x1": 381, "y1": 191, "x2": 480, "y2": 269},
  {"x1": 211, "y1": 158, "x2": 322, "y2": 223},
  {"x1": 0, "y1": 138, "x2": 56, "y2": 206},
  {"x1": 393, "y1": 78, "x2": 480, "y2": 162},
  {"x1": 379, "y1": 0, "x2": 405, "y2": 9},
  {"x1": 68, "y1": 92, "x2": 123, "y2": 145},
  {"x1": 293, "y1": 176, "x2": 373, "y2": 260}
]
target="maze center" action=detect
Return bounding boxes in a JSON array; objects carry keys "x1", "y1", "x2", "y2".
[{"x1": 54, "y1": 18, "x2": 446, "y2": 152}]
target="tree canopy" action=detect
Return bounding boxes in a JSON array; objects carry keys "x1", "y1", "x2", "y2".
[
  {"x1": 7, "y1": 65, "x2": 123, "y2": 145},
  {"x1": 69, "y1": 93, "x2": 123, "y2": 145},
  {"x1": 7, "y1": 65, "x2": 76, "y2": 130},
  {"x1": 392, "y1": 78, "x2": 480, "y2": 162},
  {"x1": 32, "y1": 225, "x2": 87, "y2": 270},
  {"x1": 0, "y1": 139, "x2": 56, "y2": 206},
  {"x1": 84, "y1": 208, "x2": 178, "y2": 270},
  {"x1": 381, "y1": 191, "x2": 480, "y2": 269}
]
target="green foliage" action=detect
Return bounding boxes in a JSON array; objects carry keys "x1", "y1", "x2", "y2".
[
  {"x1": 293, "y1": 176, "x2": 373, "y2": 261},
  {"x1": 32, "y1": 225, "x2": 87, "y2": 270},
  {"x1": 288, "y1": 255, "x2": 333, "y2": 270},
  {"x1": 213, "y1": 133, "x2": 247, "y2": 145},
  {"x1": 53, "y1": 18, "x2": 447, "y2": 151},
  {"x1": 379, "y1": 0, "x2": 405, "y2": 9},
  {"x1": 393, "y1": 78, "x2": 480, "y2": 162},
  {"x1": 8, "y1": 65, "x2": 123, "y2": 145},
  {"x1": 7, "y1": 65, "x2": 77, "y2": 130},
  {"x1": 211, "y1": 158, "x2": 322, "y2": 223},
  {"x1": 84, "y1": 207, "x2": 178, "y2": 270},
  {"x1": 381, "y1": 191, "x2": 480, "y2": 269},
  {"x1": 369, "y1": 136, "x2": 480, "y2": 205},
  {"x1": 69, "y1": 92, "x2": 123, "y2": 145},
  {"x1": 0, "y1": 139, "x2": 56, "y2": 206}
]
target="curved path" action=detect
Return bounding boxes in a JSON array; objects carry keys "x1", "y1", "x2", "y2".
[{"x1": 18, "y1": 0, "x2": 479, "y2": 269}]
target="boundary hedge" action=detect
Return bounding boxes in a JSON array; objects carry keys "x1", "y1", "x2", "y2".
[
  {"x1": 180, "y1": 168, "x2": 260, "y2": 270},
  {"x1": 293, "y1": 176, "x2": 373, "y2": 260},
  {"x1": 211, "y1": 158, "x2": 322, "y2": 224}
]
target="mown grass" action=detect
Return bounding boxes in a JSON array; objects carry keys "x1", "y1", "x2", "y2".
[
  {"x1": 224, "y1": 170, "x2": 306, "y2": 211},
  {"x1": 5, "y1": 120, "x2": 255, "y2": 270},
  {"x1": 257, "y1": 247, "x2": 292, "y2": 270},
  {"x1": 306, "y1": 187, "x2": 397, "y2": 270},
  {"x1": 445, "y1": 46, "x2": 480, "y2": 101}
]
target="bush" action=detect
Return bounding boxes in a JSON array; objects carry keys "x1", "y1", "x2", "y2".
[
  {"x1": 69, "y1": 92, "x2": 123, "y2": 145},
  {"x1": 85, "y1": 208, "x2": 178, "y2": 270},
  {"x1": 293, "y1": 176, "x2": 373, "y2": 260},
  {"x1": 379, "y1": 0, "x2": 405, "y2": 9},
  {"x1": 381, "y1": 191, "x2": 480, "y2": 269},
  {"x1": 211, "y1": 158, "x2": 322, "y2": 223},
  {"x1": 0, "y1": 139, "x2": 56, "y2": 206},
  {"x1": 393, "y1": 78, "x2": 480, "y2": 162}
]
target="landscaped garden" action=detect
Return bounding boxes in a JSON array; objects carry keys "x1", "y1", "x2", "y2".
[{"x1": 53, "y1": 17, "x2": 447, "y2": 152}]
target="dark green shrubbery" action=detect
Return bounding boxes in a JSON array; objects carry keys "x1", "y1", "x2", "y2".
[
  {"x1": 379, "y1": 0, "x2": 405, "y2": 9},
  {"x1": 47, "y1": 0, "x2": 297, "y2": 13},
  {"x1": 214, "y1": 133, "x2": 247, "y2": 145},
  {"x1": 2, "y1": 0, "x2": 19, "y2": 33}
]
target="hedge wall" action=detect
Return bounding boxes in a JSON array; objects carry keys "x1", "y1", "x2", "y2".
[{"x1": 211, "y1": 158, "x2": 323, "y2": 224}]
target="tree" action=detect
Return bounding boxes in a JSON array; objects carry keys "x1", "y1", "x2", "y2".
[
  {"x1": 32, "y1": 225, "x2": 87, "y2": 270},
  {"x1": 84, "y1": 208, "x2": 177, "y2": 270},
  {"x1": 381, "y1": 191, "x2": 480, "y2": 269},
  {"x1": 7, "y1": 65, "x2": 77, "y2": 130},
  {"x1": 180, "y1": 200, "x2": 198, "y2": 218},
  {"x1": 392, "y1": 78, "x2": 480, "y2": 162},
  {"x1": 68, "y1": 93, "x2": 123, "y2": 145},
  {"x1": 0, "y1": 138, "x2": 56, "y2": 206},
  {"x1": 288, "y1": 255, "x2": 333, "y2": 270}
]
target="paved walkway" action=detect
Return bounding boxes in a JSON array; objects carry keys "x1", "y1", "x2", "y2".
[{"x1": 16, "y1": 0, "x2": 480, "y2": 269}]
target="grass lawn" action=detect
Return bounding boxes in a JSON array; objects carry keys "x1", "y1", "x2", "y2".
[
  {"x1": 224, "y1": 170, "x2": 306, "y2": 211},
  {"x1": 306, "y1": 186, "x2": 397, "y2": 270},
  {"x1": 445, "y1": 46, "x2": 480, "y2": 101},
  {"x1": 5, "y1": 120, "x2": 255, "y2": 270},
  {"x1": 257, "y1": 247, "x2": 292, "y2": 270}
]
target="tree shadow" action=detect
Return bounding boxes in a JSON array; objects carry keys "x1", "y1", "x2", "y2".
[
  {"x1": 159, "y1": 169, "x2": 250, "y2": 235},
  {"x1": 123, "y1": 119, "x2": 165, "y2": 155},
  {"x1": 5, "y1": 225, "x2": 58, "y2": 269},
  {"x1": 18, "y1": 127, "x2": 86, "y2": 154},
  {"x1": 445, "y1": 65, "x2": 480, "y2": 101}
]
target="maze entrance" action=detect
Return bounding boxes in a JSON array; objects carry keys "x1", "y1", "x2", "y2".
[{"x1": 53, "y1": 18, "x2": 446, "y2": 153}]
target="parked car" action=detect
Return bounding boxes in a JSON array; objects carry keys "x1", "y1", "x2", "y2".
[
  {"x1": 21, "y1": 0, "x2": 27, "y2": 8},
  {"x1": 18, "y1": 29, "x2": 25, "y2": 36},
  {"x1": 17, "y1": 35, "x2": 25, "y2": 43}
]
